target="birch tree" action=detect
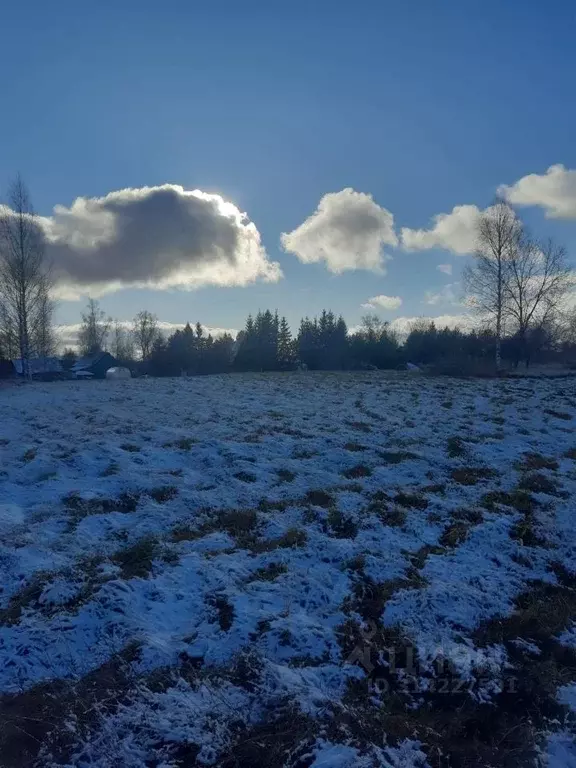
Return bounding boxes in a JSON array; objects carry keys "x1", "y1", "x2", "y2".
[
  {"x1": 505, "y1": 237, "x2": 570, "y2": 365},
  {"x1": 463, "y1": 201, "x2": 521, "y2": 370},
  {"x1": 0, "y1": 176, "x2": 53, "y2": 378},
  {"x1": 78, "y1": 298, "x2": 110, "y2": 355},
  {"x1": 110, "y1": 321, "x2": 135, "y2": 362},
  {"x1": 31, "y1": 284, "x2": 57, "y2": 360},
  {"x1": 133, "y1": 310, "x2": 159, "y2": 360}
]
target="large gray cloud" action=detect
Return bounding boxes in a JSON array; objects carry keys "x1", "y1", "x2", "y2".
[{"x1": 30, "y1": 185, "x2": 282, "y2": 298}]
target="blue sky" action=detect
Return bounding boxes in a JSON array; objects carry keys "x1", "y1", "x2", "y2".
[{"x1": 1, "y1": 0, "x2": 575, "y2": 338}]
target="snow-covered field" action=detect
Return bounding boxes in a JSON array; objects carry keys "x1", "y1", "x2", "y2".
[{"x1": 0, "y1": 372, "x2": 575, "y2": 767}]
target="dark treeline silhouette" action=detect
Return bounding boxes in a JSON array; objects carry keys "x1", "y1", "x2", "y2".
[
  {"x1": 143, "y1": 309, "x2": 574, "y2": 377},
  {"x1": 148, "y1": 322, "x2": 235, "y2": 376}
]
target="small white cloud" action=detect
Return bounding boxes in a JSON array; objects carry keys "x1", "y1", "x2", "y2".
[
  {"x1": 424, "y1": 283, "x2": 460, "y2": 306},
  {"x1": 437, "y1": 263, "x2": 452, "y2": 275},
  {"x1": 401, "y1": 204, "x2": 481, "y2": 255},
  {"x1": 281, "y1": 188, "x2": 398, "y2": 274},
  {"x1": 498, "y1": 164, "x2": 576, "y2": 219},
  {"x1": 361, "y1": 294, "x2": 402, "y2": 311}
]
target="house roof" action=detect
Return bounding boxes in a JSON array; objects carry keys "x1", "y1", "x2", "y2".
[
  {"x1": 71, "y1": 352, "x2": 114, "y2": 371},
  {"x1": 12, "y1": 358, "x2": 63, "y2": 375}
]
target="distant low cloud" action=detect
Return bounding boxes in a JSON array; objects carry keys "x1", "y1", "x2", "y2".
[
  {"x1": 281, "y1": 188, "x2": 398, "y2": 274},
  {"x1": 57, "y1": 320, "x2": 237, "y2": 351},
  {"x1": 401, "y1": 205, "x2": 482, "y2": 255},
  {"x1": 498, "y1": 164, "x2": 576, "y2": 219},
  {"x1": 437, "y1": 263, "x2": 452, "y2": 275},
  {"x1": 23, "y1": 184, "x2": 282, "y2": 299},
  {"x1": 361, "y1": 294, "x2": 402, "y2": 311},
  {"x1": 390, "y1": 313, "x2": 474, "y2": 336}
]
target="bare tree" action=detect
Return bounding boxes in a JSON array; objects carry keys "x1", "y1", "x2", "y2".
[
  {"x1": 0, "y1": 300, "x2": 18, "y2": 358},
  {"x1": 31, "y1": 284, "x2": 57, "y2": 360},
  {"x1": 133, "y1": 310, "x2": 159, "y2": 360},
  {"x1": 505, "y1": 237, "x2": 571, "y2": 365},
  {"x1": 0, "y1": 176, "x2": 53, "y2": 378},
  {"x1": 78, "y1": 298, "x2": 110, "y2": 356},
  {"x1": 110, "y1": 321, "x2": 135, "y2": 362},
  {"x1": 464, "y1": 201, "x2": 521, "y2": 370},
  {"x1": 562, "y1": 307, "x2": 576, "y2": 347},
  {"x1": 358, "y1": 313, "x2": 399, "y2": 345}
]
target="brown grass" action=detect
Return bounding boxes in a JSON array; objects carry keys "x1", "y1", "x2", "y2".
[
  {"x1": 326, "y1": 509, "x2": 359, "y2": 539},
  {"x1": 377, "y1": 506, "x2": 407, "y2": 527},
  {"x1": 209, "y1": 594, "x2": 234, "y2": 631},
  {"x1": 342, "y1": 464, "x2": 373, "y2": 479},
  {"x1": 249, "y1": 562, "x2": 288, "y2": 582},
  {"x1": 0, "y1": 644, "x2": 140, "y2": 768},
  {"x1": 344, "y1": 442, "x2": 367, "y2": 452},
  {"x1": 111, "y1": 537, "x2": 160, "y2": 579},
  {"x1": 276, "y1": 468, "x2": 296, "y2": 483},
  {"x1": 305, "y1": 489, "x2": 335, "y2": 508},
  {"x1": 148, "y1": 485, "x2": 178, "y2": 503},
  {"x1": 394, "y1": 491, "x2": 429, "y2": 510},
  {"x1": 518, "y1": 471, "x2": 560, "y2": 496},
  {"x1": 481, "y1": 489, "x2": 535, "y2": 514},
  {"x1": 446, "y1": 436, "x2": 467, "y2": 458},
  {"x1": 235, "y1": 470, "x2": 257, "y2": 483},
  {"x1": 516, "y1": 452, "x2": 559, "y2": 472},
  {"x1": 251, "y1": 528, "x2": 307, "y2": 553},
  {"x1": 440, "y1": 522, "x2": 470, "y2": 547},
  {"x1": 544, "y1": 408, "x2": 572, "y2": 420},
  {"x1": 451, "y1": 466, "x2": 496, "y2": 485},
  {"x1": 163, "y1": 436, "x2": 196, "y2": 450}
]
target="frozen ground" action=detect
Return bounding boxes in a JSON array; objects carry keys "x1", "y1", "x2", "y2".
[{"x1": 0, "y1": 372, "x2": 575, "y2": 767}]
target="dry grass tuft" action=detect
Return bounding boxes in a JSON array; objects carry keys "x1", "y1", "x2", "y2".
[
  {"x1": 111, "y1": 537, "x2": 160, "y2": 579},
  {"x1": 482, "y1": 489, "x2": 535, "y2": 514},
  {"x1": 378, "y1": 450, "x2": 419, "y2": 464},
  {"x1": 451, "y1": 466, "x2": 496, "y2": 485},
  {"x1": 544, "y1": 408, "x2": 572, "y2": 421},
  {"x1": 342, "y1": 464, "x2": 373, "y2": 479},
  {"x1": 326, "y1": 509, "x2": 359, "y2": 539},
  {"x1": 148, "y1": 485, "x2": 178, "y2": 503},
  {"x1": 394, "y1": 491, "x2": 429, "y2": 510},
  {"x1": 305, "y1": 489, "x2": 335, "y2": 508},
  {"x1": 516, "y1": 452, "x2": 559, "y2": 472},
  {"x1": 276, "y1": 468, "x2": 296, "y2": 483},
  {"x1": 518, "y1": 471, "x2": 560, "y2": 496},
  {"x1": 446, "y1": 436, "x2": 467, "y2": 458}
]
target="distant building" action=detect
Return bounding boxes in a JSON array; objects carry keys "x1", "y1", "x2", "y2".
[
  {"x1": 12, "y1": 358, "x2": 64, "y2": 380},
  {"x1": 71, "y1": 352, "x2": 118, "y2": 379},
  {"x1": 0, "y1": 360, "x2": 16, "y2": 379}
]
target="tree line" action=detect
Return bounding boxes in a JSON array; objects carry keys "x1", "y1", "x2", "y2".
[
  {"x1": 64, "y1": 301, "x2": 576, "y2": 376},
  {"x1": 1, "y1": 178, "x2": 575, "y2": 377}
]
